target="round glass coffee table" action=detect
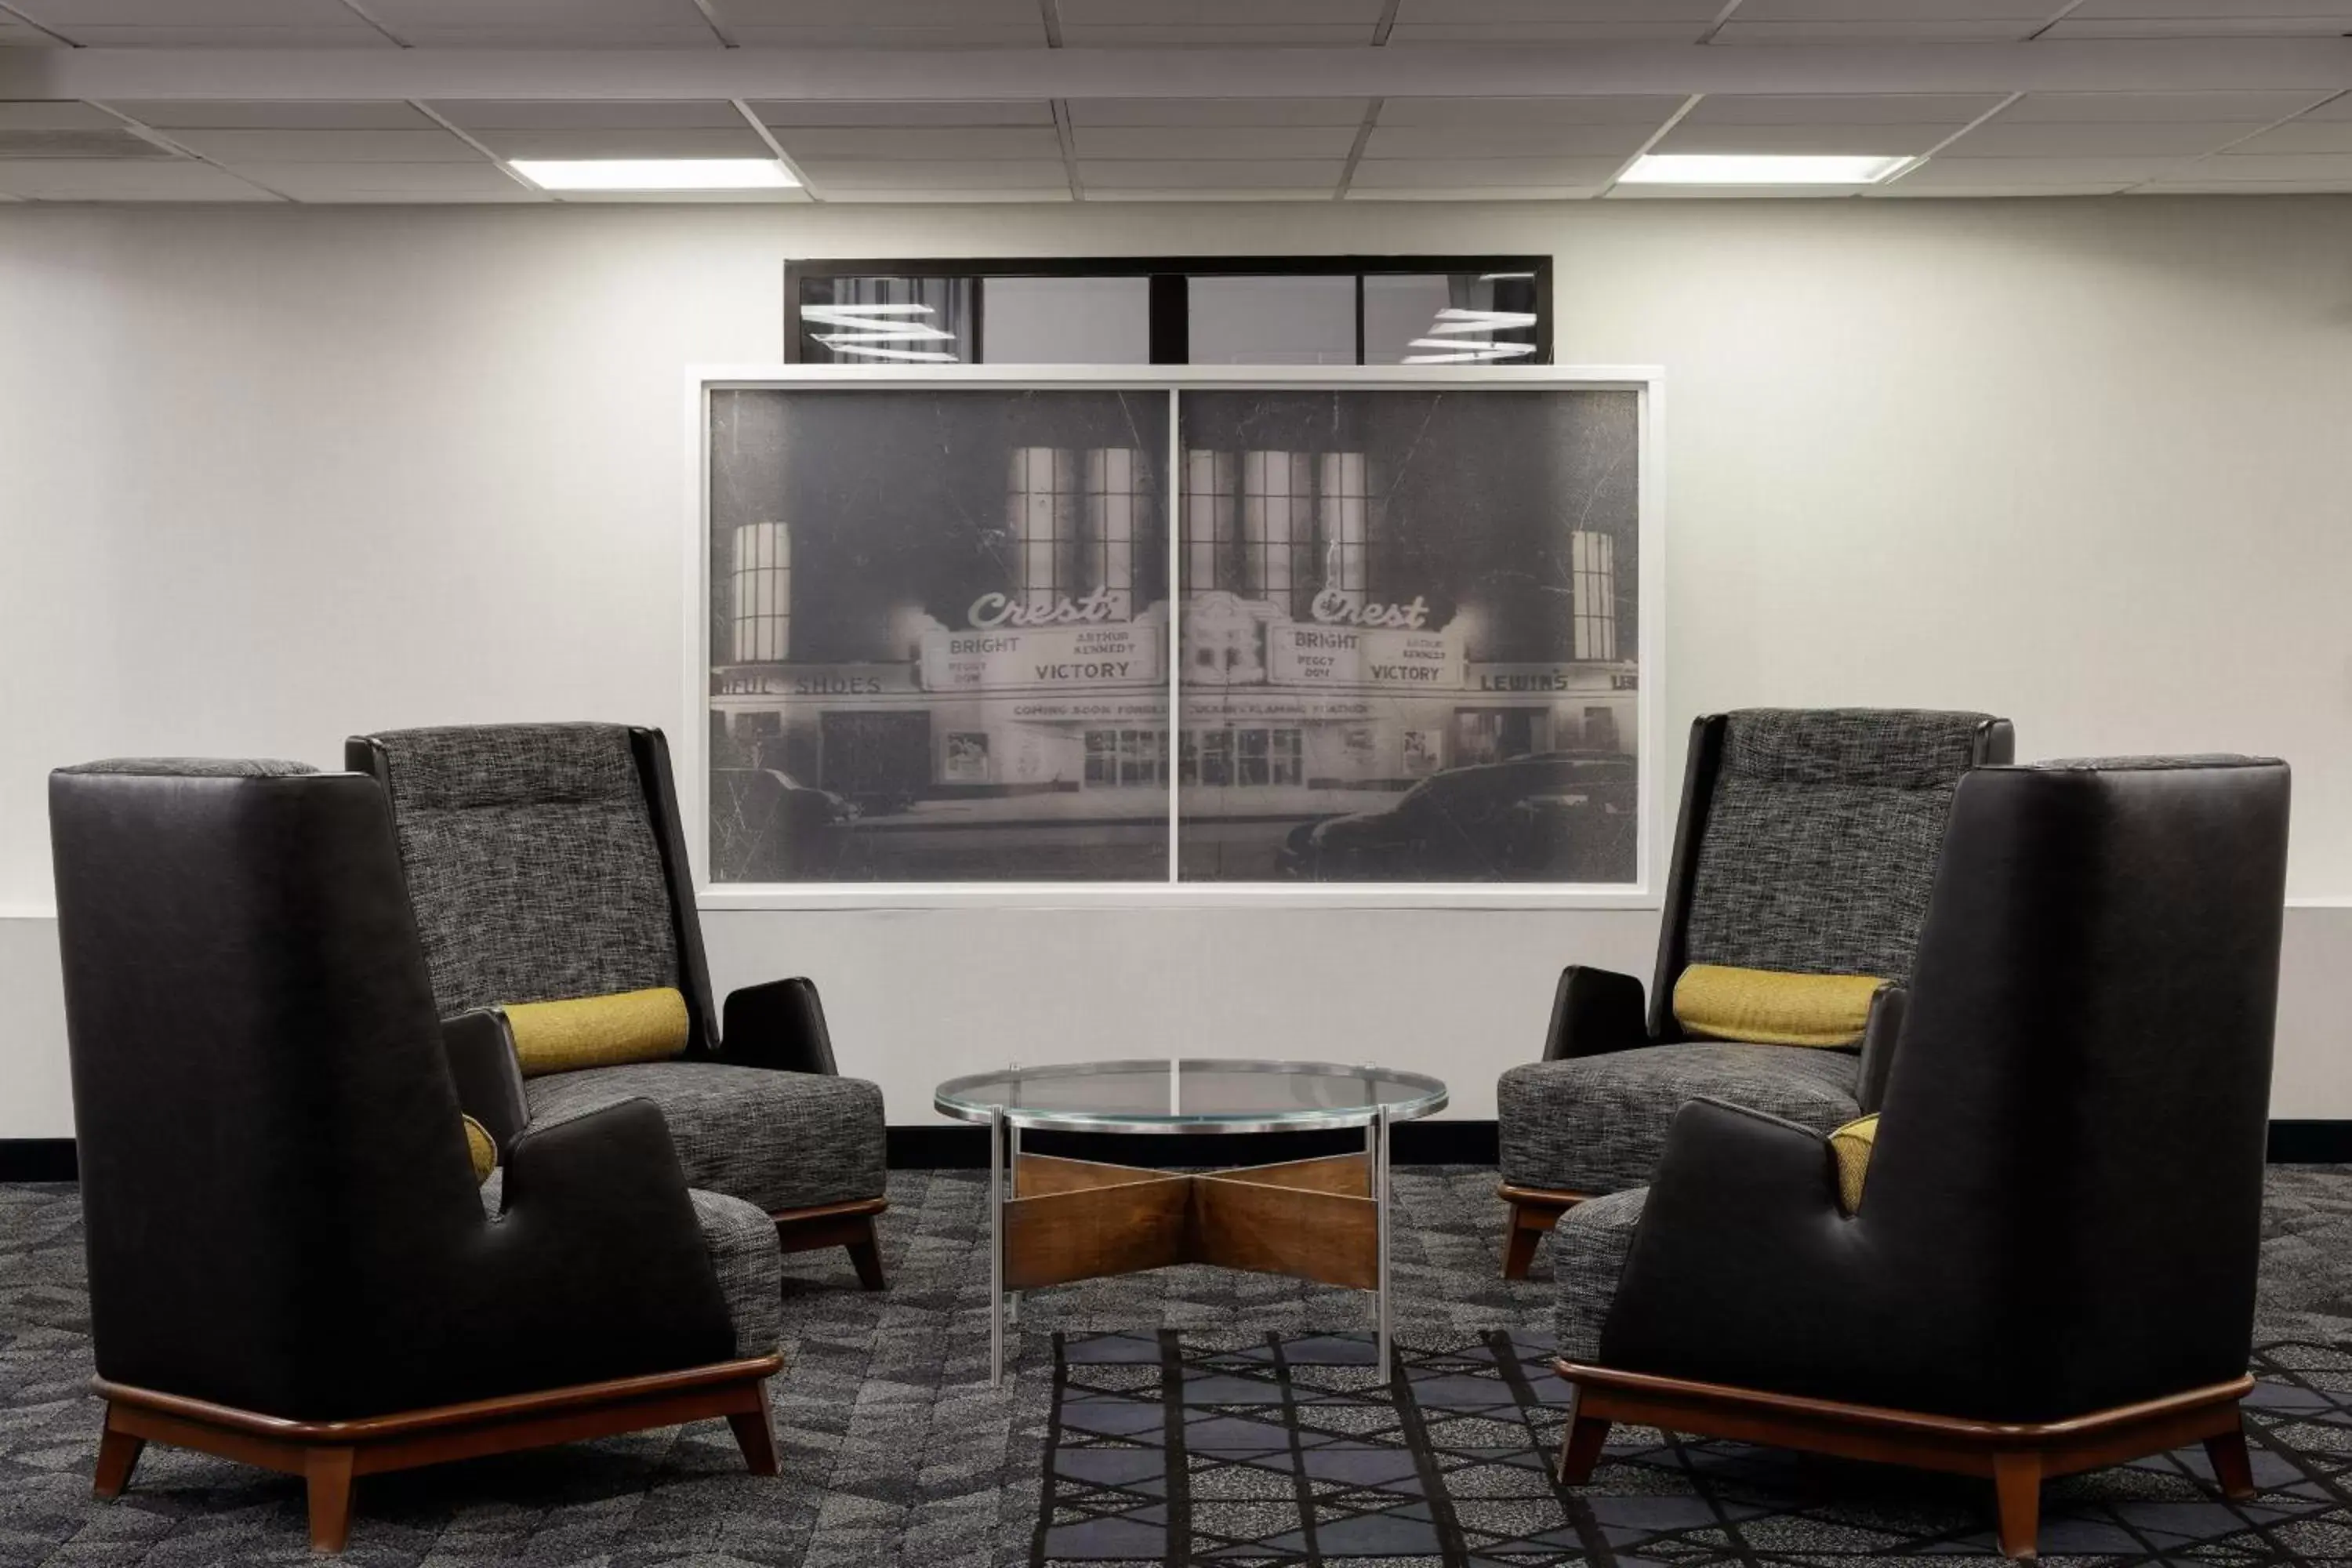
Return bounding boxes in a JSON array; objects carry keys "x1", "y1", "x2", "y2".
[{"x1": 934, "y1": 1058, "x2": 1449, "y2": 1384}]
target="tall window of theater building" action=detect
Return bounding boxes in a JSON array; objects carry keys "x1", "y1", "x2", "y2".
[
  {"x1": 1181, "y1": 445, "x2": 1365, "y2": 619},
  {"x1": 1008, "y1": 447, "x2": 1076, "y2": 614},
  {"x1": 1316, "y1": 452, "x2": 1370, "y2": 612},
  {"x1": 731, "y1": 521, "x2": 790, "y2": 663},
  {"x1": 1083, "y1": 447, "x2": 1149, "y2": 620},
  {"x1": 1241, "y1": 450, "x2": 1311, "y2": 614},
  {"x1": 1570, "y1": 529, "x2": 1616, "y2": 662},
  {"x1": 1011, "y1": 445, "x2": 1159, "y2": 615},
  {"x1": 1182, "y1": 448, "x2": 1237, "y2": 602}
]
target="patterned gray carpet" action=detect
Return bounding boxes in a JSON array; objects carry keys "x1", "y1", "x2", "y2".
[{"x1": 3, "y1": 1166, "x2": 2350, "y2": 1566}]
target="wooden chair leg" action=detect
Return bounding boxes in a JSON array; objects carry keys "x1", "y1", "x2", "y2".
[
  {"x1": 1557, "y1": 1412, "x2": 1612, "y2": 1485},
  {"x1": 92, "y1": 1410, "x2": 143, "y2": 1500},
  {"x1": 1501, "y1": 1204, "x2": 1545, "y2": 1280},
  {"x1": 303, "y1": 1445, "x2": 357, "y2": 1554},
  {"x1": 1991, "y1": 1450, "x2": 2042, "y2": 1561},
  {"x1": 845, "y1": 1215, "x2": 886, "y2": 1291},
  {"x1": 728, "y1": 1392, "x2": 782, "y2": 1478},
  {"x1": 2205, "y1": 1419, "x2": 2256, "y2": 1500}
]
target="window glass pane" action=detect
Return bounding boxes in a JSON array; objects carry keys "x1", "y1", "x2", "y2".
[
  {"x1": 981, "y1": 275, "x2": 1152, "y2": 364},
  {"x1": 1186, "y1": 274, "x2": 1356, "y2": 366},
  {"x1": 798, "y1": 275, "x2": 973, "y2": 365},
  {"x1": 1362, "y1": 272, "x2": 1541, "y2": 366},
  {"x1": 1177, "y1": 387, "x2": 1640, "y2": 884},
  {"x1": 707, "y1": 387, "x2": 1168, "y2": 881}
]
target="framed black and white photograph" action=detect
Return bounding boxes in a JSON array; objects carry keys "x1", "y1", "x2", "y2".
[{"x1": 688, "y1": 367, "x2": 1659, "y2": 898}]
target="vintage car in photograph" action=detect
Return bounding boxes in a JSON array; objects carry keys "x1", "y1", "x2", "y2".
[
  {"x1": 710, "y1": 767, "x2": 859, "y2": 880},
  {"x1": 1276, "y1": 750, "x2": 1638, "y2": 883}
]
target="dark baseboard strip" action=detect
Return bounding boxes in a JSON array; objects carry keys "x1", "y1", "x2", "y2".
[
  {"x1": 0, "y1": 1139, "x2": 77, "y2": 1181},
  {"x1": 2270, "y1": 1121, "x2": 2352, "y2": 1163},
  {"x1": 7, "y1": 1120, "x2": 2347, "y2": 1183}
]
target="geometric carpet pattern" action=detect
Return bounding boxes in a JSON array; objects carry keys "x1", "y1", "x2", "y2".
[
  {"x1": 1036, "y1": 1330, "x2": 2352, "y2": 1566},
  {"x1": 5, "y1": 1165, "x2": 2352, "y2": 1565}
]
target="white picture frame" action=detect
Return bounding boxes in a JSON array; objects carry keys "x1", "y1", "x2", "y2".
[{"x1": 682, "y1": 363, "x2": 1664, "y2": 911}]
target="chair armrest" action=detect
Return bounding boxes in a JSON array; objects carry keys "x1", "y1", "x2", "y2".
[
  {"x1": 465, "y1": 1098, "x2": 740, "y2": 1389},
  {"x1": 1854, "y1": 983, "x2": 1907, "y2": 1116},
  {"x1": 443, "y1": 1007, "x2": 528, "y2": 1154},
  {"x1": 1541, "y1": 965, "x2": 1653, "y2": 1062},
  {"x1": 720, "y1": 975, "x2": 838, "y2": 1075},
  {"x1": 1593, "y1": 1098, "x2": 1858, "y2": 1385}
]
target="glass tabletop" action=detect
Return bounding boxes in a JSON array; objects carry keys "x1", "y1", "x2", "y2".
[{"x1": 933, "y1": 1058, "x2": 1449, "y2": 1134}]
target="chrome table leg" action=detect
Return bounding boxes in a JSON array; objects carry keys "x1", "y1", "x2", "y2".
[
  {"x1": 1372, "y1": 1104, "x2": 1392, "y2": 1381},
  {"x1": 1007, "y1": 1122, "x2": 1022, "y2": 1327},
  {"x1": 989, "y1": 1104, "x2": 1007, "y2": 1386}
]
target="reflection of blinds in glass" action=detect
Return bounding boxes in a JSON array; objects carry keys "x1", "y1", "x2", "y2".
[
  {"x1": 731, "y1": 521, "x2": 790, "y2": 663},
  {"x1": 1085, "y1": 447, "x2": 1144, "y2": 616},
  {"x1": 1010, "y1": 447, "x2": 1077, "y2": 610},
  {"x1": 1317, "y1": 452, "x2": 1368, "y2": 607},
  {"x1": 1243, "y1": 450, "x2": 1309, "y2": 606},
  {"x1": 1572, "y1": 529, "x2": 1617, "y2": 662},
  {"x1": 800, "y1": 276, "x2": 969, "y2": 364},
  {"x1": 1182, "y1": 448, "x2": 1236, "y2": 597}
]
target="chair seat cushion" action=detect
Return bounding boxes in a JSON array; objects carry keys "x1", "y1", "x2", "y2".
[
  {"x1": 1498, "y1": 1042, "x2": 1860, "y2": 1196},
  {"x1": 526, "y1": 1062, "x2": 886, "y2": 1215},
  {"x1": 1554, "y1": 1186, "x2": 1648, "y2": 1363},
  {"x1": 481, "y1": 1174, "x2": 782, "y2": 1360}
]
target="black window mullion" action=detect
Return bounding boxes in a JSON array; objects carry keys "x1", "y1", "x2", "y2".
[{"x1": 1149, "y1": 274, "x2": 1188, "y2": 365}]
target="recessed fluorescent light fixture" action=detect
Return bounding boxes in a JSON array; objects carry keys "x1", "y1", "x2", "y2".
[
  {"x1": 1621, "y1": 154, "x2": 1913, "y2": 186},
  {"x1": 510, "y1": 158, "x2": 797, "y2": 191}
]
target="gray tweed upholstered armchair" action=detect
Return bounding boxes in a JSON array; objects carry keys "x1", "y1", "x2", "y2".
[
  {"x1": 348, "y1": 722, "x2": 889, "y2": 1287},
  {"x1": 1494, "y1": 708, "x2": 2013, "y2": 1277}
]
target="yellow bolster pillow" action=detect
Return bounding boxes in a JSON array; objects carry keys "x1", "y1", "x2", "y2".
[
  {"x1": 502, "y1": 986, "x2": 690, "y2": 1079},
  {"x1": 462, "y1": 1113, "x2": 497, "y2": 1185},
  {"x1": 1828, "y1": 1114, "x2": 1878, "y2": 1214},
  {"x1": 1673, "y1": 964, "x2": 1883, "y2": 1049}
]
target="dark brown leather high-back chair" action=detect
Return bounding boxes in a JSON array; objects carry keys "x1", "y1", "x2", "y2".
[
  {"x1": 1552, "y1": 755, "x2": 2290, "y2": 1559},
  {"x1": 50, "y1": 759, "x2": 782, "y2": 1552},
  {"x1": 1496, "y1": 708, "x2": 2013, "y2": 1275}
]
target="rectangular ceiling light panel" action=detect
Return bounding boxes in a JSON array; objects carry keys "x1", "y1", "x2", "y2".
[
  {"x1": 1622, "y1": 153, "x2": 1915, "y2": 184},
  {"x1": 510, "y1": 158, "x2": 797, "y2": 191}
]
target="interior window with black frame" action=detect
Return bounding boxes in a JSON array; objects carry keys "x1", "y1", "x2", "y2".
[{"x1": 786, "y1": 257, "x2": 1552, "y2": 367}]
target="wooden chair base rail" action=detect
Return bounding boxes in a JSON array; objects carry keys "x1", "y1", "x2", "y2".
[
  {"x1": 91, "y1": 1356, "x2": 785, "y2": 1554},
  {"x1": 1552, "y1": 1359, "x2": 2256, "y2": 1561},
  {"x1": 1496, "y1": 1182, "x2": 1587, "y2": 1279},
  {"x1": 771, "y1": 1196, "x2": 888, "y2": 1290}
]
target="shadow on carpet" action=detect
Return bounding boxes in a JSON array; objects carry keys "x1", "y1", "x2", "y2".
[{"x1": 1031, "y1": 1332, "x2": 2352, "y2": 1566}]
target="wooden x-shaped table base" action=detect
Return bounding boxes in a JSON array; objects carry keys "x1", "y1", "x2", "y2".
[{"x1": 989, "y1": 1149, "x2": 1392, "y2": 1384}]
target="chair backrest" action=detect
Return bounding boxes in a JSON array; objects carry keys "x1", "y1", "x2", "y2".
[
  {"x1": 1650, "y1": 709, "x2": 2012, "y2": 1034},
  {"x1": 347, "y1": 723, "x2": 717, "y2": 1051},
  {"x1": 49, "y1": 760, "x2": 485, "y2": 1417},
  {"x1": 1865, "y1": 757, "x2": 2288, "y2": 1419}
]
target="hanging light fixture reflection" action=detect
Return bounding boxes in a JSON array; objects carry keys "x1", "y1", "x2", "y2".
[{"x1": 805, "y1": 302, "x2": 960, "y2": 363}]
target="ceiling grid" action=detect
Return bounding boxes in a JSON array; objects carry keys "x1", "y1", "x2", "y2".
[{"x1": 0, "y1": 1, "x2": 2344, "y2": 201}]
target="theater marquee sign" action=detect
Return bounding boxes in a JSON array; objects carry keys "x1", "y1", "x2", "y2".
[
  {"x1": 698, "y1": 373, "x2": 1653, "y2": 889},
  {"x1": 920, "y1": 619, "x2": 1163, "y2": 694}
]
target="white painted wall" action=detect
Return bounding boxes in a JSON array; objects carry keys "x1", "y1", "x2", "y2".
[{"x1": 3, "y1": 195, "x2": 2349, "y2": 1139}]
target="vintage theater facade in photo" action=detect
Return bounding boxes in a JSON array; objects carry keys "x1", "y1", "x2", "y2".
[{"x1": 702, "y1": 381, "x2": 1644, "y2": 884}]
